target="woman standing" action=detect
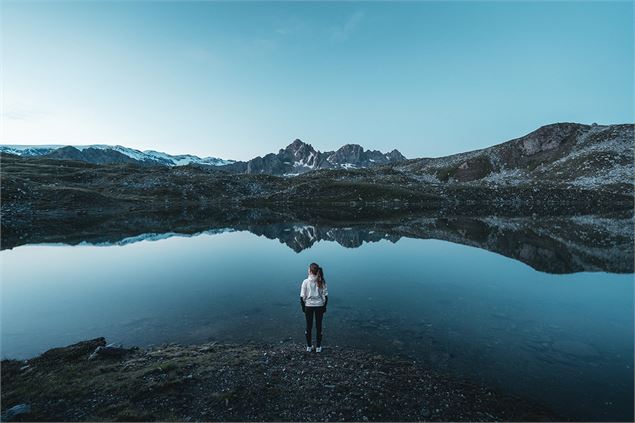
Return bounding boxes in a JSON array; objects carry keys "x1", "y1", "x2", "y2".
[{"x1": 300, "y1": 262, "x2": 328, "y2": 352}]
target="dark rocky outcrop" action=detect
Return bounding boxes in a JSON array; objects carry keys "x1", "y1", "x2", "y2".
[{"x1": 39, "y1": 338, "x2": 107, "y2": 362}]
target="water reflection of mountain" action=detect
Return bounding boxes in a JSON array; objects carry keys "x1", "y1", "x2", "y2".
[
  {"x1": 2, "y1": 209, "x2": 632, "y2": 274},
  {"x1": 248, "y1": 224, "x2": 401, "y2": 252},
  {"x1": 247, "y1": 215, "x2": 633, "y2": 274}
]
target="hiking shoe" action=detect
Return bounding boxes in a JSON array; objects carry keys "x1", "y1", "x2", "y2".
[
  {"x1": 316, "y1": 346, "x2": 322, "y2": 353},
  {"x1": 306, "y1": 346, "x2": 313, "y2": 352}
]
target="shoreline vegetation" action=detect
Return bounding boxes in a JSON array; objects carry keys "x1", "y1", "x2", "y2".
[{"x1": 1, "y1": 338, "x2": 563, "y2": 422}]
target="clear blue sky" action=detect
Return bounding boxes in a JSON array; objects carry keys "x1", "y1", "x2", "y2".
[{"x1": 2, "y1": 1, "x2": 633, "y2": 160}]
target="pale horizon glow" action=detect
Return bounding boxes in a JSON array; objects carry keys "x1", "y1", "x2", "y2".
[{"x1": 1, "y1": 1, "x2": 633, "y2": 161}]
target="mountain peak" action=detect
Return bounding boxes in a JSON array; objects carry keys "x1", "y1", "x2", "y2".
[
  {"x1": 285, "y1": 139, "x2": 312, "y2": 152},
  {"x1": 337, "y1": 144, "x2": 364, "y2": 152},
  {"x1": 387, "y1": 149, "x2": 406, "y2": 161},
  {"x1": 282, "y1": 139, "x2": 319, "y2": 167}
]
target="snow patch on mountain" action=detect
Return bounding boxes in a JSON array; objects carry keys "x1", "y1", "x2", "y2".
[
  {"x1": 340, "y1": 163, "x2": 358, "y2": 169},
  {"x1": 481, "y1": 168, "x2": 527, "y2": 186}
]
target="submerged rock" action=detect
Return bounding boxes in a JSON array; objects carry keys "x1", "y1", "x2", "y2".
[
  {"x1": 39, "y1": 337, "x2": 106, "y2": 362},
  {"x1": 0, "y1": 404, "x2": 31, "y2": 421}
]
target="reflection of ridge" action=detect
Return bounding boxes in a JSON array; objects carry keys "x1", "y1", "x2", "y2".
[
  {"x1": 85, "y1": 229, "x2": 236, "y2": 246},
  {"x1": 248, "y1": 224, "x2": 401, "y2": 253},
  {"x1": 1, "y1": 208, "x2": 632, "y2": 274},
  {"x1": 244, "y1": 217, "x2": 634, "y2": 274}
]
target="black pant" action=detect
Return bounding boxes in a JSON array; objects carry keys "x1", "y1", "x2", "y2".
[{"x1": 304, "y1": 306, "x2": 324, "y2": 347}]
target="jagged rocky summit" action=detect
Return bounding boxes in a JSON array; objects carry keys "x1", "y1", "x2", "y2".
[{"x1": 219, "y1": 140, "x2": 406, "y2": 176}]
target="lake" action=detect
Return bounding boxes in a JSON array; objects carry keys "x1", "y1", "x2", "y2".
[{"x1": 1, "y1": 215, "x2": 633, "y2": 421}]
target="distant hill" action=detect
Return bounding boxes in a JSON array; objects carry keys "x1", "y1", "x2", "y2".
[
  {"x1": 392, "y1": 122, "x2": 633, "y2": 188},
  {"x1": 0, "y1": 144, "x2": 234, "y2": 167}
]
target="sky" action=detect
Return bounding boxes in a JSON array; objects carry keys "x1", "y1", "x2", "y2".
[{"x1": 1, "y1": 1, "x2": 633, "y2": 161}]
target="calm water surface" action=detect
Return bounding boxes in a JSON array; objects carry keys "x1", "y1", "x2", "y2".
[{"x1": 1, "y1": 230, "x2": 633, "y2": 421}]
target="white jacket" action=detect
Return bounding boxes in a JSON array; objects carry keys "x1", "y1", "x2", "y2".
[{"x1": 300, "y1": 274, "x2": 328, "y2": 307}]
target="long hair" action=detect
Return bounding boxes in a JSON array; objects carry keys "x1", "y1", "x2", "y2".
[{"x1": 309, "y1": 262, "x2": 325, "y2": 289}]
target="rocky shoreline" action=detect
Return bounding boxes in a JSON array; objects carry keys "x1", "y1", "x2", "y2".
[{"x1": 1, "y1": 338, "x2": 564, "y2": 422}]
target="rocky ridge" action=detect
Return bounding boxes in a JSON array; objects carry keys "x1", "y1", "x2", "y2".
[
  {"x1": 219, "y1": 140, "x2": 406, "y2": 176},
  {"x1": 1, "y1": 123, "x2": 631, "y2": 184},
  {"x1": 393, "y1": 123, "x2": 633, "y2": 188},
  {"x1": 0, "y1": 144, "x2": 234, "y2": 167}
]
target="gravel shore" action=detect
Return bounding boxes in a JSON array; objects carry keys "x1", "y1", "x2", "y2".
[{"x1": 1, "y1": 337, "x2": 563, "y2": 421}]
